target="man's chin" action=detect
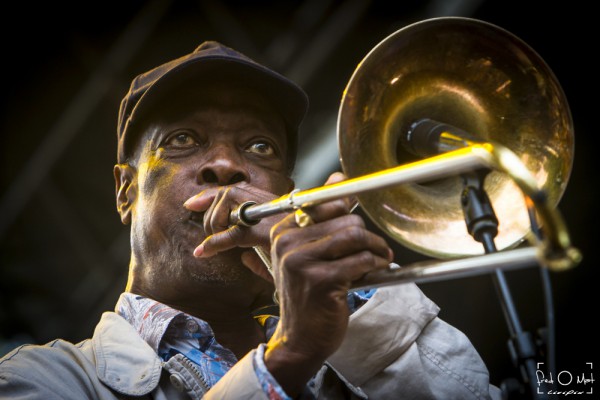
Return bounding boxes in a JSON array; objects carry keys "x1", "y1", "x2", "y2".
[{"x1": 185, "y1": 248, "x2": 259, "y2": 286}]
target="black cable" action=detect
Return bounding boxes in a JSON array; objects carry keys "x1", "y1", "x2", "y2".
[{"x1": 528, "y1": 206, "x2": 557, "y2": 397}]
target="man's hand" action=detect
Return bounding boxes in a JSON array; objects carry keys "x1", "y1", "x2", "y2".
[
  {"x1": 264, "y1": 172, "x2": 394, "y2": 396},
  {"x1": 184, "y1": 183, "x2": 284, "y2": 282}
]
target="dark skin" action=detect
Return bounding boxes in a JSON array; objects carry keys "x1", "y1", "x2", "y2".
[{"x1": 114, "y1": 83, "x2": 393, "y2": 396}]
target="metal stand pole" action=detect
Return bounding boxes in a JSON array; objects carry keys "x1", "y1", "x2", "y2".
[{"x1": 461, "y1": 170, "x2": 546, "y2": 399}]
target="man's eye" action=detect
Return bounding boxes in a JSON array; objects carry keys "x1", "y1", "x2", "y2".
[
  {"x1": 165, "y1": 133, "x2": 197, "y2": 148},
  {"x1": 246, "y1": 141, "x2": 275, "y2": 155}
]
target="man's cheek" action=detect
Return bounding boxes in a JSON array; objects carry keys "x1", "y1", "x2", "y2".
[
  {"x1": 138, "y1": 158, "x2": 178, "y2": 196},
  {"x1": 269, "y1": 175, "x2": 294, "y2": 196}
]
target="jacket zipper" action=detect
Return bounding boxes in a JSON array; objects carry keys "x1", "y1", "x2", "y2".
[{"x1": 180, "y1": 356, "x2": 210, "y2": 393}]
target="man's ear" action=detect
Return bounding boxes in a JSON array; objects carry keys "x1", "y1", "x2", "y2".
[{"x1": 114, "y1": 164, "x2": 137, "y2": 225}]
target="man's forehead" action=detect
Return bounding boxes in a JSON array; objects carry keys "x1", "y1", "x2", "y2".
[{"x1": 147, "y1": 105, "x2": 287, "y2": 139}]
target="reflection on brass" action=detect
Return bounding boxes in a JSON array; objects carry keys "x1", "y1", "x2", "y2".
[{"x1": 338, "y1": 17, "x2": 574, "y2": 258}]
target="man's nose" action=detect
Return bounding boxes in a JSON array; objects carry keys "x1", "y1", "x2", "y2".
[{"x1": 197, "y1": 144, "x2": 249, "y2": 186}]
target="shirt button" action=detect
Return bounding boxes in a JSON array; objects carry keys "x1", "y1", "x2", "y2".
[
  {"x1": 170, "y1": 374, "x2": 186, "y2": 392},
  {"x1": 186, "y1": 319, "x2": 199, "y2": 333}
]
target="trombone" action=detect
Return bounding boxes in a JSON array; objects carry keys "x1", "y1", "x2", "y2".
[{"x1": 230, "y1": 17, "x2": 581, "y2": 288}]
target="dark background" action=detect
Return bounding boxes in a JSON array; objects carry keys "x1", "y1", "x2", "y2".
[{"x1": 1, "y1": 0, "x2": 596, "y2": 392}]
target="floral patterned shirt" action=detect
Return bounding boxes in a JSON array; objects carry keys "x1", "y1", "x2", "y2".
[{"x1": 116, "y1": 290, "x2": 374, "y2": 399}]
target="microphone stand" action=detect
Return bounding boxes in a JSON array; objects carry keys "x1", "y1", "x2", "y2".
[{"x1": 460, "y1": 169, "x2": 548, "y2": 399}]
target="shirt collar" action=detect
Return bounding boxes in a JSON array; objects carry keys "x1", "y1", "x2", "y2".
[
  {"x1": 115, "y1": 292, "x2": 185, "y2": 353},
  {"x1": 115, "y1": 292, "x2": 280, "y2": 353},
  {"x1": 115, "y1": 290, "x2": 371, "y2": 357}
]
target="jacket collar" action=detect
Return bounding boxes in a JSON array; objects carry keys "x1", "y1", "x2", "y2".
[{"x1": 92, "y1": 312, "x2": 163, "y2": 396}]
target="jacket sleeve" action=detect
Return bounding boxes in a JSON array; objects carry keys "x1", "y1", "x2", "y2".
[
  {"x1": 204, "y1": 349, "x2": 269, "y2": 400},
  {"x1": 327, "y1": 284, "x2": 502, "y2": 399},
  {"x1": 0, "y1": 343, "x2": 113, "y2": 400}
]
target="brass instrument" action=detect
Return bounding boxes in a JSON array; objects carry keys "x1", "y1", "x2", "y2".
[{"x1": 230, "y1": 17, "x2": 581, "y2": 287}]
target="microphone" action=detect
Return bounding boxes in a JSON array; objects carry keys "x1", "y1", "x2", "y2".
[{"x1": 404, "y1": 118, "x2": 481, "y2": 157}]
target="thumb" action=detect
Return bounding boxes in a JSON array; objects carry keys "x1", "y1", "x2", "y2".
[
  {"x1": 324, "y1": 171, "x2": 347, "y2": 185},
  {"x1": 323, "y1": 172, "x2": 357, "y2": 210}
]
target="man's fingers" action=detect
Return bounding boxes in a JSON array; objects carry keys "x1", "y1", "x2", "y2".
[
  {"x1": 279, "y1": 236, "x2": 391, "y2": 287},
  {"x1": 324, "y1": 171, "x2": 346, "y2": 185},
  {"x1": 183, "y1": 188, "x2": 219, "y2": 212},
  {"x1": 285, "y1": 171, "x2": 356, "y2": 228},
  {"x1": 195, "y1": 225, "x2": 245, "y2": 257},
  {"x1": 319, "y1": 224, "x2": 392, "y2": 261},
  {"x1": 272, "y1": 213, "x2": 391, "y2": 258},
  {"x1": 204, "y1": 187, "x2": 231, "y2": 236},
  {"x1": 324, "y1": 251, "x2": 392, "y2": 283},
  {"x1": 276, "y1": 222, "x2": 392, "y2": 263},
  {"x1": 270, "y1": 200, "x2": 354, "y2": 241}
]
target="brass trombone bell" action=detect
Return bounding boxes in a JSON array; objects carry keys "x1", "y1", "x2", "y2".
[
  {"x1": 338, "y1": 17, "x2": 575, "y2": 258},
  {"x1": 230, "y1": 17, "x2": 580, "y2": 285}
]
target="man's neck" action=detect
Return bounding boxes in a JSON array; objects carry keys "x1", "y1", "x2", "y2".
[
  {"x1": 171, "y1": 296, "x2": 270, "y2": 359},
  {"x1": 208, "y1": 312, "x2": 267, "y2": 360}
]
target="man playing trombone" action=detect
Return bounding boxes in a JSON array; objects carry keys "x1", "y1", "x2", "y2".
[{"x1": 0, "y1": 41, "x2": 500, "y2": 399}]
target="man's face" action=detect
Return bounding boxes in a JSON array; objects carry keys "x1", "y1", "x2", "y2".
[{"x1": 121, "y1": 84, "x2": 293, "y2": 300}]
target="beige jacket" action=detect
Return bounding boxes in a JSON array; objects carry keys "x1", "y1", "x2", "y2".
[{"x1": 0, "y1": 284, "x2": 501, "y2": 399}]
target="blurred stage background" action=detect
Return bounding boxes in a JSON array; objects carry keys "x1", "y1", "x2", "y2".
[{"x1": 1, "y1": 0, "x2": 596, "y2": 390}]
